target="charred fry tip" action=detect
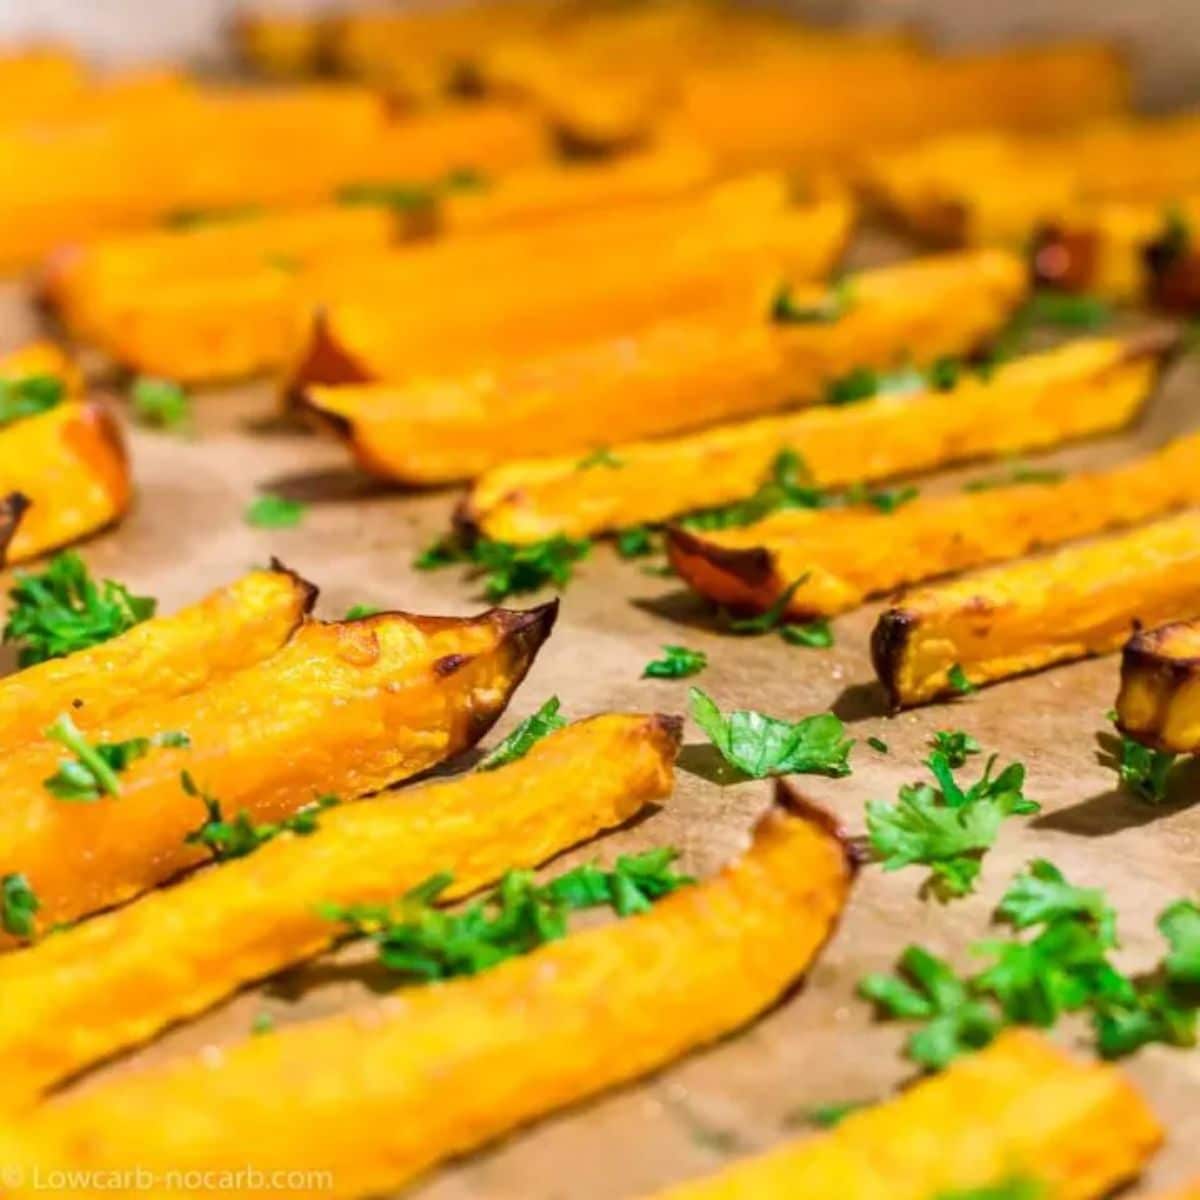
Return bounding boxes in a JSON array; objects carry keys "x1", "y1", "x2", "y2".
[
  {"x1": 451, "y1": 495, "x2": 482, "y2": 542},
  {"x1": 0, "y1": 490, "x2": 31, "y2": 566},
  {"x1": 83, "y1": 397, "x2": 131, "y2": 475},
  {"x1": 772, "y1": 778, "x2": 864, "y2": 874},
  {"x1": 869, "y1": 607, "x2": 911, "y2": 712},
  {"x1": 265, "y1": 557, "x2": 320, "y2": 614},
  {"x1": 665, "y1": 525, "x2": 774, "y2": 587},
  {"x1": 491, "y1": 597, "x2": 560, "y2": 649},
  {"x1": 649, "y1": 712, "x2": 685, "y2": 754},
  {"x1": 283, "y1": 306, "x2": 371, "y2": 409}
]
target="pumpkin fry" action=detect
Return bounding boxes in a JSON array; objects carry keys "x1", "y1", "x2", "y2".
[
  {"x1": 0, "y1": 712, "x2": 679, "y2": 1106},
  {"x1": 3, "y1": 782, "x2": 853, "y2": 1197},
  {"x1": 1116, "y1": 620, "x2": 1200, "y2": 753},
  {"x1": 669, "y1": 423, "x2": 1200, "y2": 622},
  {"x1": 286, "y1": 175, "x2": 850, "y2": 395},
  {"x1": 644, "y1": 1031, "x2": 1161, "y2": 1199},
  {"x1": 872, "y1": 511, "x2": 1200, "y2": 709},
  {"x1": 0, "y1": 602, "x2": 556, "y2": 937},
  {"x1": 464, "y1": 326, "x2": 1158, "y2": 545}
]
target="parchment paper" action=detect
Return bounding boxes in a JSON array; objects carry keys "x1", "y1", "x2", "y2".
[{"x1": 5, "y1": 226, "x2": 1198, "y2": 1195}]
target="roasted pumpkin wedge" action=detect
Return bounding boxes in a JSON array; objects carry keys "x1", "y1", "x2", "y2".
[
  {"x1": 44, "y1": 205, "x2": 399, "y2": 340},
  {"x1": 310, "y1": 248, "x2": 1023, "y2": 488},
  {"x1": 872, "y1": 511, "x2": 1200, "y2": 709},
  {"x1": 1116, "y1": 620, "x2": 1200, "y2": 753},
  {"x1": 644, "y1": 1031, "x2": 1161, "y2": 1199},
  {"x1": 677, "y1": 42, "x2": 1128, "y2": 173},
  {"x1": 0, "y1": 400, "x2": 130, "y2": 565},
  {"x1": 463, "y1": 329, "x2": 1158, "y2": 544},
  {"x1": 0, "y1": 603, "x2": 555, "y2": 938},
  {"x1": 0, "y1": 564, "x2": 313, "y2": 756},
  {"x1": 4, "y1": 783, "x2": 852, "y2": 1195},
  {"x1": 0, "y1": 712, "x2": 680, "y2": 1106},
  {"x1": 669, "y1": 425, "x2": 1200, "y2": 622},
  {"x1": 286, "y1": 176, "x2": 851, "y2": 394}
]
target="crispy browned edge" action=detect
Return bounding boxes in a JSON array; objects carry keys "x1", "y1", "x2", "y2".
[
  {"x1": 1145, "y1": 233, "x2": 1200, "y2": 314},
  {"x1": 666, "y1": 526, "x2": 774, "y2": 589},
  {"x1": 266, "y1": 554, "x2": 321, "y2": 615},
  {"x1": 1116, "y1": 620, "x2": 1200, "y2": 745},
  {"x1": 774, "y1": 776, "x2": 866, "y2": 873},
  {"x1": 0, "y1": 491, "x2": 30, "y2": 566},
  {"x1": 1029, "y1": 223, "x2": 1100, "y2": 292},
  {"x1": 284, "y1": 307, "x2": 374, "y2": 410},
  {"x1": 870, "y1": 606, "x2": 916, "y2": 712}
]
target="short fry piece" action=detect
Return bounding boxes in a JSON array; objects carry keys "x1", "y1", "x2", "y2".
[
  {"x1": 0, "y1": 712, "x2": 680, "y2": 1105},
  {"x1": 8, "y1": 783, "x2": 853, "y2": 1197},
  {"x1": 644, "y1": 1031, "x2": 1161, "y2": 1199},
  {"x1": 0, "y1": 400, "x2": 130, "y2": 564},
  {"x1": 0, "y1": 602, "x2": 556, "y2": 934},
  {"x1": 872, "y1": 511, "x2": 1200, "y2": 708},
  {"x1": 0, "y1": 564, "x2": 313, "y2": 755},
  {"x1": 1116, "y1": 620, "x2": 1200, "y2": 753},
  {"x1": 465, "y1": 328, "x2": 1154, "y2": 544},
  {"x1": 670, "y1": 422, "x2": 1200, "y2": 621}
]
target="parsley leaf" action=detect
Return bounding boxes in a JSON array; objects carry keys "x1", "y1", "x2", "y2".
[
  {"x1": 867, "y1": 735, "x2": 889, "y2": 754},
  {"x1": 947, "y1": 663, "x2": 975, "y2": 695},
  {"x1": 723, "y1": 576, "x2": 809, "y2": 634},
  {"x1": 245, "y1": 493, "x2": 307, "y2": 529},
  {"x1": 343, "y1": 603, "x2": 379, "y2": 620},
  {"x1": 680, "y1": 450, "x2": 828, "y2": 532},
  {"x1": 1115, "y1": 733, "x2": 1177, "y2": 803},
  {"x1": 1160, "y1": 899, "x2": 1200, "y2": 986},
  {"x1": 43, "y1": 715, "x2": 189, "y2": 802},
  {"x1": 0, "y1": 373, "x2": 64, "y2": 428},
  {"x1": 576, "y1": 446, "x2": 623, "y2": 470},
  {"x1": 689, "y1": 686, "x2": 853, "y2": 779},
  {"x1": 183, "y1": 772, "x2": 338, "y2": 861},
  {"x1": 799, "y1": 1100, "x2": 868, "y2": 1129},
  {"x1": 1026, "y1": 289, "x2": 1112, "y2": 330},
  {"x1": 250, "y1": 1011, "x2": 276, "y2": 1036},
  {"x1": 643, "y1": 644, "x2": 707, "y2": 679},
  {"x1": 929, "y1": 729, "x2": 980, "y2": 769},
  {"x1": 615, "y1": 525, "x2": 659, "y2": 558},
  {"x1": 414, "y1": 534, "x2": 590, "y2": 601},
  {"x1": 130, "y1": 377, "x2": 191, "y2": 432},
  {"x1": 859, "y1": 945, "x2": 1004, "y2": 1070},
  {"x1": 772, "y1": 278, "x2": 853, "y2": 324},
  {"x1": 963, "y1": 464, "x2": 1065, "y2": 493},
  {"x1": 780, "y1": 618, "x2": 833, "y2": 648},
  {"x1": 867, "y1": 750, "x2": 1037, "y2": 899},
  {"x1": 842, "y1": 481, "x2": 919, "y2": 513},
  {"x1": 3, "y1": 552, "x2": 156, "y2": 667},
  {"x1": 478, "y1": 697, "x2": 567, "y2": 770},
  {"x1": 321, "y1": 848, "x2": 691, "y2": 981},
  {"x1": 1, "y1": 872, "x2": 39, "y2": 939}
]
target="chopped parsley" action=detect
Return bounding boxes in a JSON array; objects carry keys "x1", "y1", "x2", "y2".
[
  {"x1": 337, "y1": 168, "x2": 486, "y2": 213},
  {"x1": 643, "y1": 644, "x2": 707, "y2": 679},
  {"x1": 245, "y1": 493, "x2": 307, "y2": 529},
  {"x1": 689, "y1": 687, "x2": 853, "y2": 779},
  {"x1": 867, "y1": 736, "x2": 889, "y2": 754},
  {"x1": 866, "y1": 747, "x2": 1037, "y2": 899},
  {"x1": 1115, "y1": 733, "x2": 1177, "y2": 803},
  {"x1": 343, "y1": 603, "x2": 379, "y2": 620},
  {"x1": 723, "y1": 576, "x2": 809, "y2": 634},
  {"x1": 43, "y1": 715, "x2": 189, "y2": 802},
  {"x1": 772, "y1": 278, "x2": 854, "y2": 324},
  {"x1": 576, "y1": 446, "x2": 623, "y2": 470},
  {"x1": 1025, "y1": 289, "x2": 1112, "y2": 330},
  {"x1": 614, "y1": 525, "x2": 659, "y2": 559},
  {"x1": 130, "y1": 377, "x2": 191, "y2": 432},
  {"x1": 413, "y1": 533, "x2": 590, "y2": 602},
  {"x1": 963, "y1": 464, "x2": 1064, "y2": 493},
  {"x1": 250, "y1": 1011, "x2": 276, "y2": 1036},
  {"x1": 1, "y1": 873, "x2": 40, "y2": 939},
  {"x1": 183, "y1": 772, "x2": 339, "y2": 861},
  {"x1": 861, "y1": 860, "x2": 1200, "y2": 1068},
  {"x1": 929, "y1": 729, "x2": 980, "y2": 769},
  {"x1": 779, "y1": 618, "x2": 833, "y2": 648},
  {"x1": 319, "y1": 848, "x2": 692, "y2": 981},
  {"x1": 947, "y1": 664, "x2": 975, "y2": 695},
  {"x1": 3, "y1": 552, "x2": 156, "y2": 667},
  {"x1": 478, "y1": 697, "x2": 567, "y2": 770},
  {"x1": 844, "y1": 482, "x2": 919, "y2": 513},
  {"x1": 0, "y1": 373, "x2": 64, "y2": 428},
  {"x1": 797, "y1": 1100, "x2": 868, "y2": 1129}
]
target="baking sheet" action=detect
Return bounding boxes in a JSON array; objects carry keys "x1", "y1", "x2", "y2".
[{"x1": 7, "y1": 239, "x2": 1200, "y2": 1193}]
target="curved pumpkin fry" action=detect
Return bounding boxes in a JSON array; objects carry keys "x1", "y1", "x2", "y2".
[
  {"x1": 1116, "y1": 619, "x2": 1200, "y2": 753},
  {"x1": 0, "y1": 602, "x2": 556, "y2": 937},
  {"x1": 0, "y1": 712, "x2": 680, "y2": 1107},
  {"x1": 644, "y1": 1031, "x2": 1161, "y2": 1200},
  {"x1": 872, "y1": 511, "x2": 1200, "y2": 709},
  {"x1": 0, "y1": 564, "x2": 313, "y2": 756},
  {"x1": 3, "y1": 783, "x2": 853, "y2": 1197},
  {"x1": 463, "y1": 323, "x2": 1158, "y2": 546},
  {"x1": 0, "y1": 400, "x2": 130, "y2": 565},
  {"x1": 669, "y1": 422, "x2": 1200, "y2": 622},
  {"x1": 285, "y1": 174, "x2": 846, "y2": 388}
]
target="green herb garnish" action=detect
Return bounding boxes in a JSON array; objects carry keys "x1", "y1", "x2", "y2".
[
  {"x1": 344, "y1": 603, "x2": 379, "y2": 620},
  {"x1": 643, "y1": 644, "x2": 707, "y2": 679},
  {"x1": 867, "y1": 736, "x2": 889, "y2": 754},
  {"x1": 929, "y1": 729, "x2": 981, "y2": 769},
  {"x1": 772, "y1": 278, "x2": 853, "y2": 324},
  {"x1": 245, "y1": 493, "x2": 307, "y2": 529},
  {"x1": 0, "y1": 373, "x2": 64, "y2": 428},
  {"x1": 799, "y1": 1100, "x2": 868, "y2": 1129},
  {"x1": 43, "y1": 714, "x2": 189, "y2": 802},
  {"x1": 1, "y1": 873, "x2": 39, "y2": 939},
  {"x1": 576, "y1": 447, "x2": 623, "y2": 471},
  {"x1": 947, "y1": 664, "x2": 975, "y2": 695},
  {"x1": 250, "y1": 1011, "x2": 276, "y2": 1035},
  {"x1": 130, "y1": 377, "x2": 191, "y2": 432},
  {"x1": 478, "y1": 697, "x2": 567, "y2": 770},
  {"x1": 183, "y1": 772, "x2": 338, "y2": 861},
  {"x1": 689, "y1": 687, "x2": 852, "y2": 779},
  {"x1": 866, "y1": 747, "x2": 1037, "y2": 899},
  {"x1": 1115, "y1": 733, "x2": 1177, "y2": 803},
  {"x1": 963, "y1": 464, "x2": 1065, "y2": 493},
  {"x1": 780, "y1": 618, "x2": 833, "y2": 648},
  {"x1": 320, "y1": 848, "x2": 692, "y2": 980},
  {"x1": 614, "y1": 525, "x2": 659, "y2": 559},
  {"x1": 3, "y1": 552, "x2": 156, "y2": 667},
  {"x1": 413, "y1": 534, "x2": 590, "y2": 601},
  {"x1": 1026, "y1": 289, "x2": 1112, "y2": 329}
]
